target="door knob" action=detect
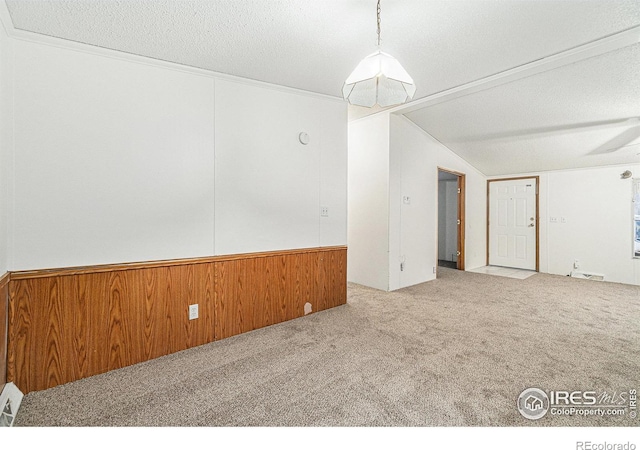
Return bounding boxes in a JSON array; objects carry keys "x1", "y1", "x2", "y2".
[{"x1": 528, "y1": 224, "x2": 535, "y2": 227}]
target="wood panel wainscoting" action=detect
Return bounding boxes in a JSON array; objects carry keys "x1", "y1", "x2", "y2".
[
  {"x1": 1, "y1": 272, "x2": 9, "y2": 393},
  {"x1": 7, "y1": 247, "x2": 347, "y2": 394}
]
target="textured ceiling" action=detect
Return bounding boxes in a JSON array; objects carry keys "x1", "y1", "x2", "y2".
[
  {"x1": 4, "y1": 0, "x2": 640, "y2": 99},
  {"x1": 406, "y1": 43, "x2": 640, "y2": 175},
  {"x1": 4, "y1": 0, "x2": 640, "y2": 175}
]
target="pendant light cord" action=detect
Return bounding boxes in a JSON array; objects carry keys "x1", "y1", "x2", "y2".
[{"x1": 376, "y1": 0, "x2": 381, "y2": 47}]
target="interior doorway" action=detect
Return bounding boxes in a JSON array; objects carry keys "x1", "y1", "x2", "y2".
[{"x1": 437, "y1": 168, "x2": 466, "y2": 271}]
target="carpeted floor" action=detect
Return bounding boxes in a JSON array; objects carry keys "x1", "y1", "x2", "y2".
[{"x1": 13, "y1": 268, "x2": 640, "y2": 427}]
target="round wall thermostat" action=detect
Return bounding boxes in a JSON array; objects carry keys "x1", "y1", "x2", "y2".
[{"x1": 298, "y1": 132, "x2": 310, "y2": 145}]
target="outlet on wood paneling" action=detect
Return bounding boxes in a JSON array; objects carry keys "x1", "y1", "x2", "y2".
[{"x1": 7, "y1": 247, "x2": 346, "y2": 393}]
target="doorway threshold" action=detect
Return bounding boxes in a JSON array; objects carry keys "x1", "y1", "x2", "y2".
[
  {"x1": 438, "y1": 260, "x2": 458, "y2": 269},
  {"x1": 467, "y1": 265, "x2": 536, "y2": 280}
]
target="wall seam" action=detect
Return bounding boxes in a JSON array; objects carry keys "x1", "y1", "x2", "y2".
[{"x1": 9, "y1": 33, "x2": 15, "y2": 271}]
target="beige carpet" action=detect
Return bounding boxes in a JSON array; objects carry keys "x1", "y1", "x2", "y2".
[{"x1": 13, "y1": 268, "x2": 640, "y2": 426}]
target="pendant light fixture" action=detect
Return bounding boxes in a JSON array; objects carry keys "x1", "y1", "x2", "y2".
[{"x1": 342, "y1": 0, "x2": 416, "y2": 108}]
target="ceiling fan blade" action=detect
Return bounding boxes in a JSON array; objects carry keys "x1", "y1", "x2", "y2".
[
  {"x1": 587, "y1": 126, "x2": 640, "y2": 155},
  {"x1": 457, "y1": 117, "x2": 640, "y2": 143}
]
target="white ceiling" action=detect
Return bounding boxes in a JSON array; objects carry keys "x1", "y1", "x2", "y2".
[
  {"x1": 4, "y1": 0, "x2": 640, "y2": 175},
  {"x1": 406, "y1": 42, "x2": 640, "y2": 175}
]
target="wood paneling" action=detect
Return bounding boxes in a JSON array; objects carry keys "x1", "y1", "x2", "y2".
[
  {"x1": 318, "y1": 249, "x2": 348, "y2": 311},
  {"x1": 1, "y1": 273, "x2": 9, "y2": 391},
  {"x1": 214, "y1": 250, "x2": 335, "y2": 340},
  {"x1": 104, "y1": 265, "x2": 215, "y2": 372},
  {"x1": 7, "y1": 247, "x2": 346, "y2": 393}
]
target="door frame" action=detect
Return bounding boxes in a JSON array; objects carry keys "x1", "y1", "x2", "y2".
[
  {"x1": 437, "y1": 167, "x2": 466, "y2": 271},
  {"x1": 486, "y1": 176, "x2": 540, "y2": 271}
]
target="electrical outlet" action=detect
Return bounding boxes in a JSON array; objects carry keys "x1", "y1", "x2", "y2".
[
  {"x1": 320, "y1": 206, "x2": 329, "y2": 217},
  {"x1": 574, "y1": 260, "x2": 580, "y2": 269},
  {"x1": 433, "y1": 266, "x2": 437, "y2": 274},
  {"x1": 188, "y1": 304, "x2": 198, "y2": 320},
  {"x1": 549, "y1": 217, "x2": 558, "y2": 223},
  {"x1": 561, "y1": 217, "x2": 567, "y2": 223}
]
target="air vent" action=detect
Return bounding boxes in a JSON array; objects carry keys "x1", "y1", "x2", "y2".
[
  {"x1": 0, "y1": 383, "x2": 24, "y2": 427},
  {"x1": 570, "y1": 271, "x2": 604, "y2": 281}
]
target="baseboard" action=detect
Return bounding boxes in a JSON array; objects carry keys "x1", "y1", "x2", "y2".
[{"x1": 0, "y1": 382, "x2": 24, "y2": 427}]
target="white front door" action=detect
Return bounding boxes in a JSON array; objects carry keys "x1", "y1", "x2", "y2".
[{"x1": 489, "y1": 178, "x2": 537, "y2": 270}]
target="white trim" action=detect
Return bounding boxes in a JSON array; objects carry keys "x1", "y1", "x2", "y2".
[{"x1": 0, "y1": 1, "x2": 344, "y2": 104}]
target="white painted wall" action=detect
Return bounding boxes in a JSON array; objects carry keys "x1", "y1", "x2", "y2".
[
  {"x1": 11, "y1": 40, "x2": 216, "y2": 270},
  {"x1": 4, "y1": 35, "x2": 347, "y2": 271},
  {"x1": 348, "y1": 113, "x2": 486, "y2": 291},
  {"x1": 389, "y1": 114, "x2": 437, "y2": 290},
  {"x1": 389, "y1": 115, "x2": 487, "y2": 290},
  {"x1": 433, "y1": 128, "x2": 488, "y2": 273},
  {"x1": 0, "y1": 23, "x2": 11, "y2": 275},
  {"x1": 347, "y1": 114, "x2": 390, "y2": 291},
  {"x1": 491, "y1": 163, "x2": 640, "y2": 285},
  {"x1": 214, "y1": 79, "x2": 346, "y2": 255}
]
